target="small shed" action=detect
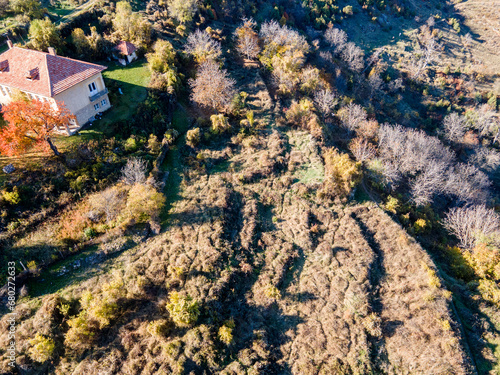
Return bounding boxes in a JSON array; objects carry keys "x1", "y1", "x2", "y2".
[{"x1": 114, "y1": 41, "x2": 138, "y2": 66}]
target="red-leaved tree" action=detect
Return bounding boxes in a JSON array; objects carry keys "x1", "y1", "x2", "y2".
[{"x1": 0, "y1": 100, "x2": 75, "y2": 156}]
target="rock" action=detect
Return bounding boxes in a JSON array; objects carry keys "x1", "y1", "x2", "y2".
[{"x1": 2, "y1": 164, "x2": 15, "y2": 174}]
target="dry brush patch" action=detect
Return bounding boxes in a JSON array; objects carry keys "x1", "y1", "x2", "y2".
[{"x1": 351, "y1": 204, "x2": 474, "y2": 374}]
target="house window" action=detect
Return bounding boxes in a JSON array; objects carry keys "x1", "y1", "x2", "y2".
[
  {"x1": 101, "y1": 99, "x2": 107, "y2": 107},
  {"x1": 94, "y1": 103, "x2": 100, "y2": 110},
  {"x1": 88, "y1": 82, "x2": 97, "y2": 93}
]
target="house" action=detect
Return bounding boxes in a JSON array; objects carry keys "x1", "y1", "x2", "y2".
[
  {"x1": 0, "y1": 41, "x2": 111, "y2": 134},
  {"x1": 114, "y1": 41, "x2": 138, "y2": 66}
]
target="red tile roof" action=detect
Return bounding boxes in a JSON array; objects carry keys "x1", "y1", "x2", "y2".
[
  {"x1": 115, "y1": 41, "x2": 137, "y2": 56},
  {"x1": 0, "y1": 47, "x2": 107, "y2": 97}
]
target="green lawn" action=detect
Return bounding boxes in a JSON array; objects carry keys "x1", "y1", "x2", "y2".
[
  {"x1": 54, "y1": 59, "x2": 151, "y2": 150},
  {"x1": 101, "y1": 60, "x2": 151, "y2": 124}
]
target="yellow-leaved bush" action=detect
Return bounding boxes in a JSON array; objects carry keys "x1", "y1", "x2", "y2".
[{"x1": 319, "y1": 148, "x2": 362, "y2": 201}]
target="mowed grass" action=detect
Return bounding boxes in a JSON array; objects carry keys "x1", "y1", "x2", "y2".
[
  {"x1": 98, "y1": 60, "x2": 151, "y2": 128},
  {"x1": 55, "y1": 59, "x2": 151, "y2": 149}
]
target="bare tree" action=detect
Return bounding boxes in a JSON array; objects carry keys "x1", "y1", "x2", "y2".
[
  {"x1": 189, "y1": 60, "x2": 236, "y2": 112},
  {"x1": 388, "y1": 78, "x2": 403, "y2": 93},
  {"x1": 313, "y1": 88, "x2": 337, "y2": 119},
  {"x1": 408, "y1": 36, "x2": 439, "y2": 80},
  {"x1": 260, "y1": 20, "x2": 308, "y2": 55},
  {"x1": 368, "y1": 73, "x2": 384, "y2": 97},
  {"x1": 461, "y1": 33, "x2": 472, "y2": 54},
  {"x1": 443, "y1": 205, "x2": 499, "y2": 249},
  {"x1": 341, "y1": 42, "x2": 364, "y2": 72},
  {"x1": 324, "y1": 27, "x2": 347, "y2": 54},
  {"x1": 466, "y1": 104, "x2": 496, "y2": 136},
  {"x1": 469, "y1": 147, "x2": 500, "y2": 173},
  {"x1": 122, "y1": 157, "x2": 148, "y2": 185},
  {"x1": 381, "y1": 161, "x2": 402, "y2": 190},
  {"x1": 234, "y1": 17, "x2": 260, "y2": 60},
  {"x1": 410, "y1": 160, "x2": 447, "y2": 206},
  {"x1": 300, "y1": 66, "x2": 321, "y2": 94},
  {"x1": 89, "y1": 187, "x2": 126, "y2": 223},
  {"x1": 378, "y1": 124, "x2": 457, "y2": 205},
  {"x1": 185, "y1": 29, "x2": 222, "y2": 63},
  {"x1": 338, "y1": 103, "x2": 367, "y2": 133},
  {"x1": 349, "y1": 137, "x2": 376, "y2": 162},
  {"x1": 445, "y1": 163, "x2": 491, "y2": 205},
  {"x1": 442, "y1": 113, "x2": 467, "y2": 143},
  {"x1": 167, "y1": 0, "x2": 198, "y2": 24},
  {"x1": 259, "y1": 21, "x2": 309, "y2": 95}
]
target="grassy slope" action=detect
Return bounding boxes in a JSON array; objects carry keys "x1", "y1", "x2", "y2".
[{"x1": 0, "y1": 63, "x2": 476, "y2": 374}]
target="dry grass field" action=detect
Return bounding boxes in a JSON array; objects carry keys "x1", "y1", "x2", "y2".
[{"x1": 0, "y1": 64, "x2": 477, "y2": 374}]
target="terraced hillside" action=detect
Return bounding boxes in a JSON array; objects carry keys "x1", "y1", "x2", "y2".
[{"x1": 0, "y1": 66, "x2": 477, "y2": 374}]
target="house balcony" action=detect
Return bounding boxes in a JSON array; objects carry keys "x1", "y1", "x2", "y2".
[{"x1": 89, "y1": 88, "x2": 108, "y2": 102}]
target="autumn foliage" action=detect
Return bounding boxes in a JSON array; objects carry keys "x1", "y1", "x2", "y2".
[{"x1": 0, "y1": 100, "x2": 75, "y2": 156}]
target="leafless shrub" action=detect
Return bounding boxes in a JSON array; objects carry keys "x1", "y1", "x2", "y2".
[
  {"x1": 443, "y1": 205, "x2": 500, "y2": 249},
  {"x1": 313, "y1": 88, "x2": 337, "y2": 119},
  {"x1": 338, "y1": 103, "x2": 367, "y2": 133},
  {"x1": 341, "y1": 42, "x2": 364, "y2": 72},
  {"x1": 189, "y1": 60, "x2": 236, "y2": 112},
  {"x1": 324, "y1": 27, "x2": 347, "y2": 53},
  {"x1": 234, "y1": 17, "x2": 260, "y2": 60},
  {"x1": 426, "y1": 16, "x2": 435, "y2": 28},
  {"x1": 185, "y1": 29, "x2": 222, "y2": 63},
  {"x1": 442, "y1": 113, "x2": 467, "y2": 143},
  {"x1": 461, "y1": 33, "x2": 472, "y2": 51},
  {"x1": 121, "y1": 157, "x2": 148, "y2": 185}
]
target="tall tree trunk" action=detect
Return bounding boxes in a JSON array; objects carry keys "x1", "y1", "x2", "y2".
[{"x1": 46, "y1": 137, "x2": 61, "y2": 157}]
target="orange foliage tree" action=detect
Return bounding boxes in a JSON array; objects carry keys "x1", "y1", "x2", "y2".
[{"x1": 0, "y1": 100, "x2": 75, "y2": 156}]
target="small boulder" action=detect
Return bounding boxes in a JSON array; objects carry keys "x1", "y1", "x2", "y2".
[{"x1": 2, "y1": 164, "x2": 15, "y2": 174}]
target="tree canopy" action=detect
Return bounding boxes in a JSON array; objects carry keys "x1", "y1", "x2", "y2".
[{"x1": 0, "y1": 100, "x2": 75, "y2": 156}]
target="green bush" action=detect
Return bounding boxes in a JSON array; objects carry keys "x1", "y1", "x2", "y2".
[
  {"x1": 166, "y1": 292, "x2": 200, "y2": 327},
  {"x1": 83, "y1": 227, "x2": 97, "y2": 239},
  {"x1": 487, "y1": 95, "x2": 498, "y2": 110},
  {"x1": 2, "y1": 189, "x2": 21, "y2": 205},
  {"x1": 343, "y1": 5, "x2": 353, "y2": 15},
  {"x1": 65, "y1": 312, "x2": 98, "y2": 350},
  {"x1": 210, "y1": 114, "x2": 231, "y2": 134},
  {"x1": 28, "y1": 334, "x2": 55, "y2": 363},
  {"x1": 186, "y1": 128, "x2": 201, "y2": 147},
  {"x1": 218, "y1": 319, "x2": 235, "y2": 345},
  {"x1": 147, "y1": 319, "x2": 171, "y2": 337},
  {"x1": 319, "y1": 148, "x2": 362, "y2": 201},
  {"x1": 124, "y1": 184, "x2": 166, "y2": 223},
  {"x1": 124, "y1": 137, "x2": 138, "y2": 152}
]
